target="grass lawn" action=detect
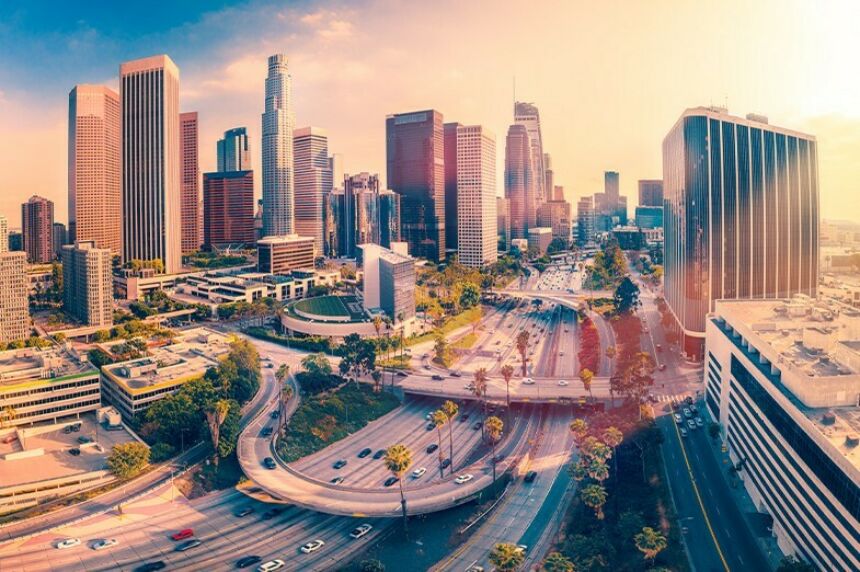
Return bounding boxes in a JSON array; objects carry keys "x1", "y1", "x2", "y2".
[
  {"x1": 378, "y1": 354, "x2": 411, "y2": 369},
  {"x1": 292, "y1": 295, "x2": 350, "y2": 317},
  {"x1": 452, "y1": 332, "x2": 478, "y2": 351},
  {"x1": 277, "y1": 384, "x2": 400, "y2": 463},
  {"x1": 406, "y1": 306, "x2": 483, "y2": 347}
]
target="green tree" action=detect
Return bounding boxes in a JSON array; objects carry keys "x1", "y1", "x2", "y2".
[
  {"x1": 430, "y1": 410, "x2": 448, "y2": 476},
  {"x1": 204, "y1": 399, "x2": 231, "y2": 466},
  {"x1": 485, "y1": 415, "x2": 504, "y2": 495},
  {"x1": 515, "y1": 330, "x2": 530, "y2": 376},
  {"x1": 617, "y1": 510, "x2": 645, "y2": 547},
  {"x1": 569, "y1": 418, "x2": 588, "y2": 445},
  {"x1": 358, "y1": 559, "x2": 386, "y2": 572},
  {"x1": 107, "y1": 442, "x2": 150, "y2": 478},
  {"x1": 634, "y1": 526, "x2": 668, "y2": 562},
  {"x1": 776, "y1": 555, "x2": 815, "y2": 572},
  {"x1": 586, "y1": 458, "x2": 609, "y2": 482},
  {"x1": 578, "y1": 368, "x2": 594, "y2": 399},
  {"x1": 489, "y1": 543, "x2": 525, "y2": 572},
  {"x1": 500, "y1": 364, "x2": 515, "y2": 409},
  {"x1": 440, "y1": 400, "x2": 459, "y2": 475},
  {"x1": 459, "y1": 282, "x2": 481, "y2": 310},
  {"x1": 613, "y1": 276, "x2": 641, "y2": 314},
  {"x1": 472, "y1": 368, "x2": 488, "y2": 436},
  {"x1": 580, "y1": 483, "x2": 608, "y2": 519},
  {"x1": 433, "y1": 333, "x2": 450, "y2": 366},
  {"x1": 384, "y1": 444, "x2": 413, "y2": 532},
  {"x1": 542, "y1": 552, "x2": 575, "y2": 572},
  {"x1": 302, "y1": 352, "x2": 333, "y2": 378}
]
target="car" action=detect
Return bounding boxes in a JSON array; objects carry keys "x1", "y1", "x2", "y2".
[
  {"x1": 656, "y1": 344, "x2": 663, "y2": 352},
  {"x1": 431, "y1": 374, "x2": 444, "y2": 381},
  {"x1": 333, "y1": 459, "x2": 347, "y2": 469},
  {"x1": 372, "y1": 449, "x2": 386, "y2": 459},
  {"x1": 464, "y1": 383, "x2": 475, "y2": 391},
  {"x1": 658, "y1": 363, "x2": 667, "y2": 371},
  {"x1": 90, "y1": 537, "x2": 119, "y2": 551},
  {"x1": 559, "y1": 351, "x2": 564, "y2": 356},
  {"x1": 71, "y1": 423, "x2": 81, "y2": 432},
  {"x1": 171, "y1": 528, "x2": 194, "y2": 541},
  {"x1": 680, "y1": 428, "x2": 688, "y2": 438},
  {"x1": 261, "y1": 507, "x2": 285, "y2": 520},
  {"x1": 265, "y1": 363, "x2": 274, "y2": 368},
  {"x1": 454, "y1": 474, "x2": 474, "y2": 485},
  {"x1": 175, "y1": 538, "x2": 202, "y2": 552},
  {"x1": 425, "y1": 412, "x2": 433, "y2": 420},
  {"x1": 422, "y1": 353, "x2": 429, "y2": 358},
  {"x1": 685, "y1": 396, "x2": 694, "y2": 405},
  {"x1": 260, "y1": 426, "x2": 274, "y2": 437},
  {"x1": 358, "y1": 447, "x2": 373, "y2": 458},
  {"x1": 461, "y1": 413, "x2": 470, "y2": 421},
  {"x1": 492, "y1": 454, "x2": 505, "y2": 464},
  {"x1": 522, "y1": 377, "x2": 535, "y2": 385},
  {"x1": 270, "y1": 410, "x2": 280, "y2": 419},
  {"x1": 695, "y1": 417, "x2": 704, "y2": 428},
  {"x1": 300, "y1": 539, "x2": 325, "y2": 554},
  {"x1": 134, "y1": 562, "x2": 167, "y2": 572},
  {"x1": 450, "y1": 371, "x2": 462, "y2": 377},
  {"x1": 235, "y1": 507, "x2": 255, "y2": 517},
  {"x1": 330, "y1": 476, "x2": 345, "y2": 485},
  {"x1": 514, "y1": 544, "x2": 528, "y2": 554},
  {"x1": 423, "y1": 364, "x2": 432, "y2": 370},
  {"x1": 472, "y1": 421, "x2": 482, "y2": 430},
  {"x1": 647, "y1": 393, "x2": 658, "y2": 403},
  {"x1": 263, "y1": 457, "x2": 277, "y2": 470},
  {"x1": 524, "y1": 470, "x2": 538, "y2": 483},
  {"x1": 257, "y1": 559, "x2": 286, "y2": 572},
  {"x1": 557, "y1": 379, "x2": 569, "y2": 386},
  {"x1": 687, "y1": 419, "x2": 696, "y2": 431},
  {"x1": 673, "y1": 413, "x2": 683, "y2": 424},
  {"x1": 396, "y1": 370, "x2": 408, "y2": 377},
  {"x1": 77, "y1": 436, "x2": 93, "y2": 444},
  {"x1": 683, "y1": 408, "x2": 692, "y2": 418},
  {"x1": 426, "y1": 422, "x2": 436, "y2": 431},
  {"x1": 384, "y1": 476, "x2": 399, "y2": 487},
  {"x1": 426, "y1": 443, "x2": 439, "y2": 454},
  {"x1": 68, "y1": 448, "x2": 81, "y2": 456},
  {"x1": 412, "y1": 467, "x2": 427, "y2": 479},
  {"x1": 690, "y1": 404, "x2": 698, "y2": 414},
  {"x1": 56, "y1": 538, "x2": 81, "y2": 550},
  {"x1": 236, "y1": 555, "x2": 262, "y2": 568},
  {"x1": 441, "y1": 458, "x2": 452, "y2": 469},
  {"x1": 349, "y1": 523, "x2": 373, "y2": 539}
]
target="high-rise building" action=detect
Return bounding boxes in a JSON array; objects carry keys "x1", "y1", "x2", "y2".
[
  {"x1": 496, "y1": 197, "x2": 510, "y2": 251},
  {"x1": 638, "y1": 179, "x2": 663, "y2": 207},
  {"x1": 443, "y1": 122, "x2": 462, "y2": 255},
  {"x1": 216, "y1": 127, "x2": 252, "y2": 172},
  {"x1": 0, "y1": 216, "x2": 7, "y2": 253},
  {"x1": 577, "y1": 196, "x2": 595, "y2": 248},
  {"x1": 456, "y1": 125, "x2": 497, "y2": 268},
  {"x1": 7, "y1": 232, "x2": 22, "y2": 252},
  {"x1": 543, "y1": 153, "x2": 554, "y2": 200},
  {"x1": 604, "y1": 171, "x2": 620, "y2": 205},
  {"x1": 504, "y1": 124, "x2": 534, "y2": 239},
  {"x1": 386, "y1": 110, "x2": 445, "y2": 261},
  {"x1": 634, "y1": 206, "x2": 663, "y2": 229},
  {"x1": 344, "y1": 173, "x2": 377, "y2": 258},
  {"x1": 514, "y1": 102, "x2": 546, "y2": 207},
  {"x1": 537, "y1": 199, "x2": 572, "y2": 242},
  {"x1": 527, "y1": 227, "x2": 553, "y2": 256},
  {"x1": 293, "y1": 127, "x2": 332, "y2": 254},
  {"x1": 180, "y1": 112, "x2": 200, "y2": 254},
  {"x1": 261, "y1": 54, "x2": 295, "y2": 237},
  {"x1": 68, "y1": 85, "x2": 121, "y2": 254},
  {"x1": 328, "y1": 154, "x2": 344, "y2": 190},
  {"x1": 203, "y1": 171, "x2": 256, "y2": 248},
  {"x1": 21, "y1": 195, "x2": 54, "y2": 264},
  {"x1": 0, "y1": 252, "x2": 29, "y2": 343},
  {"x1": 378, "y1": 190, "x2": 401, "y2": 249},
  {"x1": 61, "y1": 240, "x2": 113, "y2": 327},
  {"x1": 553, "y1": 185, "x2": 564, "y2": 202},
  {"x1": 323, "y1": 189, "x2": 342, "y2": 257},
  {"x1": 53, "y1": 222, "x2": 68, "y2": 259},
  {"x1": 359, "y1": 243, "x2": 416, "y2": 322},
  {"x1": 120, "y1": 55, "x2": 181, "y2": 274},
  {"x1": 663, "y1": 107, "x2": 819, "y2": 359},
  {"x1": 257, "y1": 235, "x2": 315, "y2": 274}
]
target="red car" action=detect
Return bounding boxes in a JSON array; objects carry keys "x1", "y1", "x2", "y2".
[{"x1": 171, "y1": 529, "x2": 194, "y2": 541}]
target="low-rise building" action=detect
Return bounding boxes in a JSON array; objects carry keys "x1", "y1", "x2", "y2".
[
  {"x1": 177, "y1": 269, "x2": 339, "y2": 305},
  {"x1": 634, "y1": 205, "x2": 663, "y2": 229},
  {"x1": 359, "y1": 244, "x2": 416, "y2": 323},
  {"x1": 257, "y1": 234, "x2": 315, "y2": 275},
  {"x1": 527, "y1": 227, "x2": 553, "y2": 256}
]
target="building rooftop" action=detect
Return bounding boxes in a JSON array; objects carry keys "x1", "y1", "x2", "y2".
[
  {"x1": 0, "y1": 346, "x2": 96, "y2": 392},
  {"x1": 256, "y1": 234, "x2": 315, "y2": 245}
]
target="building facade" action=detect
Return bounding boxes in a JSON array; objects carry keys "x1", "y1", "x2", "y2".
[
  {"x1": 179, "y1": 112, "x2": 200, "y2": 254},
  {"x1": 0, "y1": 252, "x2": 29, "y2": 343},
  {"x1": 61, "y1": 241, "x2": 113, "y2": 327},
  {"x1": 456, "y1": 125, "x2": 497, "y2": 268},
  {"x1": 261, "y1": 54, "x2": 295, "y2": 237},
  {"x1": 120, "y1": 55, "x2": 182, "y2": 274},
  {"x1": 386, "y1": 110, "x2": 445, "y2": 261},
  {"x1": 217, "y1": 127, "x2": 252, "y2": 172},
  {"x1": 514, "y1": 101, "x2": 546, "y2": 207},
  {"x1": 293, "y1": 127, "x2": 332, "y2": 254},
  {"x1": 53, "y1": 222, "x2": 68, "y2": 259},
  {"x1": 537, "y1": 199, "x2": 572, "y2": 243},
  {"x1": 21, "y1": 195, "x2": 54, "y2": 264},
  {"x1": 497, "y1": 197, "x2": 510, "y2": 251},
  {"x1": 0, "y1": 216, "x2": 7, "y2": 253},
  {"x1": 360, "y1": 243, "x2": 416, "y2": 322},
  {"x1": 638, "y1": 179, "x2": 664, "y2": 207},
  {"x1": 505, "y1": 124, "x2": 535, "y2": 239},
  {"x1": 203, "y1": 170, "x2": 256, "y2": 248},
  {"x1": 635, "y1": 206, "x2": 663, "y2": 229},
  {"x1": 68, "y1": 85, "x2": 121, "y2": 254},
  {"x1": 443, "y1": 121, "x2": 461, "y2": 255},
  {"x1": 257, "y1": 235, "x2": 315, "y2": 274},
  {"x1": 527, "y1": 227, "x2": 553, "y2": 256},
  {"x1": 576, "y1": 196, "x2": 595, "y2": 248},
  {"x1": 663, "y1": 107, "x2": 820, "y2": 359}
]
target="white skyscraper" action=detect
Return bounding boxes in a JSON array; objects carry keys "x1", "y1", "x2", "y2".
[
  {"x1": 0, "y1": 216, "x2": 7, "y2": 253},
  {"x1": 515, "y1": 102, "x2": 546, "y2": 207},
  {"x1": 293, "y1": 127, "x2": 332, "y2": 254},
  {"x1": 456, "y1": 125, "x2": 497, "y2": 268},
  {"x1": 120, "y1": 55, "x2": 181, "y2": 274},
  {"x1": 262, "y1": 54, "x2": 295, "y2": 237}
]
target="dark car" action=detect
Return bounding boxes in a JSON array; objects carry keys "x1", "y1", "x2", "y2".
[
  {"x1": 234, "y1": 507, "x2": 255, "y2": 517},
  {"x1": 472, "y1": 421, "x2": 483, "y2": 431},
  {"x1": 134, "y1": 562, "x2": 166, "y2": 572},
  {"x1": 460, "y1": 413, "x2": 470, "y2": 422},
  {"x1": 396, "y1": 371, "x2": 408, "y2": 377},
  {"x1": 441, "y1": 458, "x2": 452, "y2": 469},
  {"x1": 333, "y1": 459, "x2": 347, "y2": 469},
  {"x1": 68, "y1": 448, "x2": 81, "y2": 456},
  {"x1": 237, "y1": 555, "x2": 262, "y2": 568},
  {"x1": 431, "y1": 375, "x2": 444, "y2": 381},
  {"x1": 425, "y1": 422, "x2": 436, "y2": 431},
  {"x1": 358, "y1": 447, "x2": 373, "y2": 458},
  {"x1": 524, "y1": 470, "x2": 538, "y2": 483},
  {"x1": 263, "y1": 457, "x2": 277, "y2": 470},
  {"x1": 71, "y1": 424, "x2": 81, "y2": 432},
  {"x1": 330, "y1": 476, "x2": 345, "y2": 485},
  {"x1": 175, "y1": 538, "x2": 202, "y2": 552},
  {"x1": 260, "y1": 427, "x2": 274, "y2": 437},
  {"x1": 450, "y1": 371, "x2": 462, "y2": 378},
  {"x1": 492, "y1": 454, "x2": 505, "y2": 464},
  {"x1": 270, "y1": 410, "x2": 280, "y2": 419},
  {"x1": 426, "y1": 443, "x2": 439, "y2": 454},
  {"x1": 383, "y1": 477, "x2": 399, "y2": 487},
  {"x1": 261, "y1": 507, "x2": 285, "y2": 520},
  {"x1": 372, "y1": 449, "x2": 386, "y2": 460},
  {"x1": 77, "y1": 435, "x2": 92, "y2": 444}
]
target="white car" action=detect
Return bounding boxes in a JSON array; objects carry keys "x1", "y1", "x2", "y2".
[
  {"x1": 557, "y1": 379, "x2": 569, "y2": 386},
  {"x1": 257, "y1": 559, "x2": 285, "y2": 572},
  {"x1": 349, "y1": 523, "x2": 373, "y2": 539},
  {"x1": 411, "y1": 467, "x2": 427, "y2": 479},
  {"x1": 56, "y1": 538, "x2": 81, "y2": 550},
  {"x1": 454, "y1": 474, "x2": 474, "y2": 485},
  {"x1": 92, "y1": 538, "x2": 119, "y2": 551},
  {"x1": 522, "y1": 378, "x2": 535, "y2": 385},
  {"x1": 300, "y1": 539, "x2": 325, "y2": 554}
]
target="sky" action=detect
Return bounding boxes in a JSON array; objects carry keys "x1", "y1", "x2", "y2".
[{"x1": 1, "y1": 0, "x2": 859, "y2": 227}]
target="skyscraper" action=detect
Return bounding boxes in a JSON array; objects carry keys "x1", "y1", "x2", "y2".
[
  {"x1": 638, "y1": 179, "x2": 663, "y2": 207},
  {"x1": 663, "y1": 107, "x2": 820, "y2": 359},
  {"x1": 62, "y1": 241, "x2": 113, "y2": 327},
  {"x1": 504, "y1": 124, "x2": 534, "y2": 239},
  {"x1": 262, "y1": 54, "x2": 295, "y2": 237},
  {"x1": 293, "y1": 127, "x2": 332, "y2": 254},
  {"x1": 443, "y1": 121, "x2": 462, "y2": 255},
  {"x1": 120, "y1": 55, "x2": 182, "y2": 274},
  {"x1": 378, "y1": 190, "x2": 401, "y2": 248},
  {"x1": 543, "y1": 152, "x2": 554, "y2": 200},
  {"x1": 456, "y1": 125, "x2": 497, "y2": 268},
  {"x1": 217, "y1": 127, "x2": 252, "y2": 172},
  {"x1": 514, "y1": 102, "x2": 546, "y2": 206},
  {"x1": 53, "y1": 222, "x2": 68, "y2": 259},
  {"x1": 0, "y1": 252, "x2": 29, "y2": 343},
  {"x1": 203, "y1": 171, "x2": 256, "y2": 248},
  {"x1": 0, "y1": 216, "x2": 7, "y2": 253},
  {"x1": 22, "y1": 195, "x2": 54, "y2": 263},
  {"x1": 553, "y1": 185, "x2": 565, "y2": 202},
  {"x1": 576, "y1": 196, "x2": 595, "y2": 248},
  {"x1": 180, "y1": 112, "x2": 200, "y2": 254},
  {"x1": 386, "y1": 110, "x2": 445, "y2": 261},
  {"x1": 68, "y1": 85, "x2": 121, "y2": 254},
  {"x1": 604, "y1": 171, "x2": 620, "y2": 206},
  {"x1": 496, "y1": 197, "x2": 510, "y2": 251}
]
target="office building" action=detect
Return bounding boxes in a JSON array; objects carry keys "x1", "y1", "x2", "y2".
[
  {"x1": 0, "y1": 345, "x2": 100, "y2": 427},
  {"x1": 178, "y1": 268, "x2": 338, "y2": 305},
  {"x1": 61, "y1": 241, "x2": 113, "y2": 327},
  {"x1": 386, "y1": 110, "x2": 445, "y2": 261},
  {"x1": 323, "y1": 189, "x2": 343, "y2": 258},
  {"x1": 0, "y1": 216, "x2": 7, "y2": 253},
  {"x1": 528, "y1": 227, "x2": 553, "y2": 256},
  {"x1": 456, "y1": 125, "x2": 497, "y2": 268},
  {"x1": 340, "y1": 173, "x2": 401, "y2": 257},
  {"x1": 0, "y1": 252, "x2": 29, "y2": 343},
  {"x1": 7, "y1": 232, "x2": 22, "y2": 253},
  {"x1": 359, "y1": 243, "x2": 416, "y2": 322},
  {"x1": 262, "y1": 54, "x2": 295, "y2": 237},
  {"x1": 443, "y1": 122, "x2": 462, "y2": 254},
  {"x1": 179, "y1": 112, "x2": 200, "y2": 254},
  {"x1": 635, "y1": 206, "x2": 663, "y2": 229},
  {"x1": 120, "y1": 55, "x2": 182, "y2": 274},
  {"x1": 21, "y1": 195, "x2": 54, "y2": 264},
  {"x1": 543, "y1": 153, "x2": 554, "y2": 200},
  {"x1": 203, "y1": 171, "x2": 255, "y2": 248},
  {"x1": 577, "y1": 196, "x2": 595, "y2": 248},
  {"x1": 638, "y1": 179, "x2": 663, "y2": 207},
  {"x1": 293, "y1": 127, "x2": 332, "y2": 254},
  {"x1": 497, "y1": 197, "x2": 510, "y2": 251},
  {"x1": 68, "y1": 85, "x2": 121, "y2": 253},
  {"x1": 514, "y1": 101, "x2": 546, "y2": 206},
  {"x1": 217, "y1": 127, "x2": 252, "y2": 172},
  {"x1": 505, "y1": 124, "x2": 535, "y2": 239},
  {"x1": 537, "y1": 199, "x2": 572, "y2": 243},
  {"x1": 53, "y1": 223, "x2": 68, "y2": 259},
  {"x1": 378, "y1": 190, "x2": 401, "y2": 248},
  {"x1": 706, "y1": 297, "x2": 860, "y2": 571},
  {"x1": 257, "y1": 235, "x2": 315, "y2": 274},
  {"x1": 663, "y1": 107, "x2": 819, "y2": 359},
  {"x1": 553, "y1": 185, "x2": 565, "y2": 202}
]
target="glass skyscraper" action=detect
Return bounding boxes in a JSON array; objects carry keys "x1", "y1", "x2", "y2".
[
  {"x1": 663, "y1": 107, "x2": 819, "y2": 359},
  {"x1": 261, "y1": 54, "x2": 294, "y2": 237}
]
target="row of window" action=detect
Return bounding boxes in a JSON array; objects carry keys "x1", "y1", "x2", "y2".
[
  {"x1": 0, "y1": 377, "x2": 99, "y2": 401},
  {"x1": 3, "y1": 387, "x2": 100, "y2": 412}
]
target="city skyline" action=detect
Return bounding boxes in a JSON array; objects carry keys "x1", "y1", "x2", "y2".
[{"x1": 2, "y1": 1, "x2": 859, "y2": 227}]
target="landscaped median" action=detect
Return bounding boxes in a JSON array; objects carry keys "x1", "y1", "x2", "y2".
[{"x1": 406, "y1": 306, "x2": 483, "y2": 347}]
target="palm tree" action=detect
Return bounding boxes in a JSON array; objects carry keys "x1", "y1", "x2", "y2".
[
  {"x1": 569, "y1": 418, "x2": 588, "y2": 445},
  {"x1": 397, "y1": 311, "x2": 405, "y2": 364},
  {"x1": 569, "y1": 459, "x2": 588, "y2": 482},
  {"x1": 634, "y1": 526, "x2": 668, "y2": 562},
  {"x1": 542, "y1": 551, "x2": 575, "y2": 572},
  {"x1": 586, "y1": 458, "x2": 609, "y2": 482},
  {"x1": 500, "y1": 364, "x2": 514, "y2": 410},
  {"x1": 384, "y1": 444, "x2": 413, "y2": 532},
  {"x1": 279, "y1": 379, "x2": 294, "y2": 435},
  {"x1": 431, "y1": 410, "x2": 447, "y2": 477},
  {"x1": 580, "y1": 483, "x2": 608, "y2": 519},
  {"x1": 372, "y1": 315, "x2": 383, "y2": 338},
  {"x1": 515, "y1": 331, "x2": 530, "y2": 376},
  {"x1": 440, "y1": 400, "x2": 459, "y2": 474},
  {"x1": 603, "y1": 426, "x2": 623, "y2": 478},
  {"x1": 485, "y1": 415, "x2": 504, "y2": 496},
  {"x1": 371, "y1": 369, "x2": 382, "y2": 393},
  {"x1": 578, "y1": 368, "x2": 594, "y2": 399},
  {"x1": 472, "y1": 368, "x2": 488, "y2": 437},
  {"x1": 204, "y1": 399, "x2": 230, "y2": 467},
  {"x1": 489, "y1": 542, "x2": 525, "y2": 572},
  {"x1": 580, "y1": 436, "x2": 612, "y2": 463}
]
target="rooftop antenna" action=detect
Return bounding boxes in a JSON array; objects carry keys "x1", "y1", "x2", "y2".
[{"x1": 513, "y1": 75, "x2": 517, "y2": 114}]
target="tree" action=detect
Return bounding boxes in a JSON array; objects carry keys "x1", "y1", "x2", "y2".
[
  {"x1": 603, "y1": 425, "x2": 624, "y2": 478},
  {"x1": 459, "y1": 282, "x2": 481, "y2": 310},
  {"x1": 485, "y1": 415, "x2": 504, "y2": 495},
  {"x1": 489, "y1": 543, "x2": 525, "y2": 572},
  {"x1": 542, "y1": 552, "x2": 575, "y2": 572},
  {"x1": 433, "y1": 333, "x2": 450, "y2": 366},
  {"x1": 204, "y1": 399, "x2": 231, "y2": 466},
  {"x1": 500, "y1": 364, "x2": 514, "y2": 409},
  {"x1": 578, "y1": 368, "x2": 594, "y2": 399},
  {"x1": 384, "y1": 444, "x2": 413, "y2": 532},
  {"x1": 776, "y1": 556, "x2": 815, "y2": 572},
  {"x1": 431, "y1": 410, "x2": 448, "y2": 476},
  {"x1": 359, "y1": 559, "x2": 386, "y2": 572},
  {"x1": 569, "y1": 418, "x2": 588, "y2": 445},
  {"x1": 370, "y1": 368, "x2": 382, "y2": 392},
  {"x1": 301, "y1": 353, "x2": 332, "y2": 378},
  {"x1": 372, "y1": 315, "x2": 383, "y2": 338},
  {"x1": 339, "y1": 333, "x2": 376, "y2": 382},
  {"x1": 708, "y1": 422, "x2": 721, "y2": 441},
  {"x1": 613, "y1": 276, "x2": 640, "y2": 314},
  {"x1": 441, "y1": 400, "x2": 459, "y2": 475},
  {"x1": 617, "y1": 510, "x2": 645, "y2": 547},
  {"x1": 605, "y1": 345, "x2": 616, "y2": 360},
  {"x1": 586, "y1": 458, "x2": 609, "y2": 482},
  {"x1": 0, "y1": 406, "x2": 17, "y2": 429},
  {"x1": 634, "y1": 526, "x2": 668, "y2": 562},
  {"x1": 473, "y1": 368, "x2": 488, "y2": 437},
  {"x1": 279, "y1": 381, "x2": 294, "y2": 435},
  {"x1": 107, "y1": 442, "x2": 150, "y2": 479},
  {"x1": 515, "y1": 330, "x2": 530, "y2": 376},
  {"x1": 580, "y1": 483, "x2": 608, "y2": 519}
]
